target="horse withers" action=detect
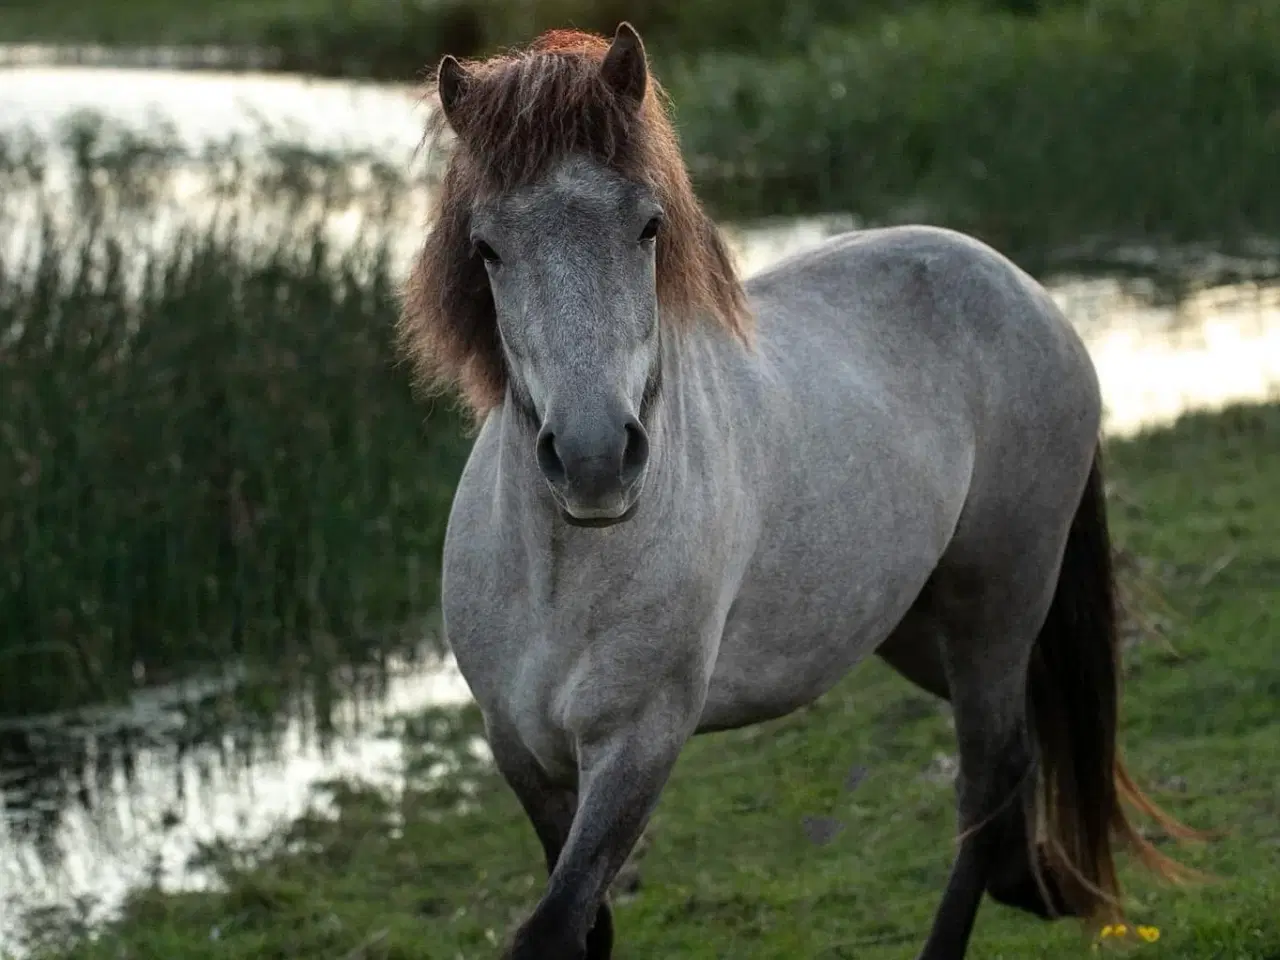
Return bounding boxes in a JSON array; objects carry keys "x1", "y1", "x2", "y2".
[{"x1": 399, "y1": 23, "x2": 1199, "y2": 960}]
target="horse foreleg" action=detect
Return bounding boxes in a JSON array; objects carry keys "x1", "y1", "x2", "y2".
[
  {"x1": 487, "y1": 721, "x2": 581, "y2": 875},
  {"x1": 488, "y1": 722, "x2": 618, "y2": 959},
  {"x1": 504, "y1": 717, "x2": 685, "y2": 960}
]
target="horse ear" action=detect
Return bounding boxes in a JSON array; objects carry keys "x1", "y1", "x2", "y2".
[
  {"x1": 600, "y1": 22, "x2": 647, "y2": 107},
  {"x1": 436, "y1": 55, "x2": 471, "y2": 130}
]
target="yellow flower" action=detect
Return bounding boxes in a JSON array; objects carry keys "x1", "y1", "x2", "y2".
[{"x1": 1095, "y1": 922, "x2": 1161, "y2": 948}]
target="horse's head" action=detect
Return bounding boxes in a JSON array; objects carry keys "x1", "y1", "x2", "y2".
[
  {"x1": 404, "y1": 24, "x2": 750, "y2": 527},
  {"x1": 467, "y1": 152, "x2": 662, "y2": 525}
]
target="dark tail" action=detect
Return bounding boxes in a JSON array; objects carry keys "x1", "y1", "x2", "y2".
[{"x1": 1027, "y1": 448, "x2": 1205, "y2": 922}]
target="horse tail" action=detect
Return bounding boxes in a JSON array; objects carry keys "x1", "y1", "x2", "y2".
[{"x1": 1027, "y1": 447, "x2": 1204, "y2": 922}]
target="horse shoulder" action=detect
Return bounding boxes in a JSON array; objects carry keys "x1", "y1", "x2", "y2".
[{"x1": 439, "y1": 421, "x2": 525, "y2": 696}]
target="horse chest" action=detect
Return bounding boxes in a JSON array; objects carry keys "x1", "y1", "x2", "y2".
[
  {"x1": 484, "y1": 589, "x2": 629, "y2": 781},
  {"x1": 508, "y1": 647, "x2": 581, "y2": 781},
  {"x1": 698, "y1": 522, "x2": 943, "y2": 730}
]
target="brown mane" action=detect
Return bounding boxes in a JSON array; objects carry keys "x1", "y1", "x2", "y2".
[{"x1": 399, "y1": 27, "x2": 752, "y2": 419}]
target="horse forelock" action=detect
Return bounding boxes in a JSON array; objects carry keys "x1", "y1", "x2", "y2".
[{"x1": 400, "y1": 28, "x2": 752, "y2": 420}]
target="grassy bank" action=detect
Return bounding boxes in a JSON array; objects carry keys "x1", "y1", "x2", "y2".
[
  {"x1": 0, "y1": 171, "x2": 467, "y2": 717},
  {"x1": 672, "y1": 0, "x2": 1280, "y2": 265},
  {"x1": 4, "y1": 0, "x2": 1277, "y2": 268},
  {"x1": 0, "y1": 0, "x2": 1069, "y2": 78},
  {"x1": 25, "y1": 401, "x2": 1280, "y2": 958}
]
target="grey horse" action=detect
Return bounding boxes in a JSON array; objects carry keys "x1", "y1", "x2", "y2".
[{"x1": 399, "y1": 23, "x2": 1197, "y2": 960}]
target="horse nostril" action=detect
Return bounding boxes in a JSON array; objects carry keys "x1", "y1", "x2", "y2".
[
  {"x1": 621, "y1": 419, "x2": 649, "y2": 486},
  {"x1": 536, "y1": 428, "x2": 566, "y2": 484}
]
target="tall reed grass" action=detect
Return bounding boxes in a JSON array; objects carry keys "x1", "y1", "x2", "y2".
[{"x1": 0, "y1": 132, "x2": 465, "y2": 718}]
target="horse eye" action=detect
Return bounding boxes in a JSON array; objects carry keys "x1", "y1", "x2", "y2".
[
  {"x1": 472, "y1": 238, "x2": 501, "y2": 265},
  {"x1": 638, "y1": 216, "x2": 662, "y2": 243}
]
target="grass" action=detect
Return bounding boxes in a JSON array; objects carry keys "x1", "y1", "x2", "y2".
[
  {"x1": 0, "y1": 0, "x2": 490, "y2": 78},
  {"x1": 670, "y1": 0, "x2": 1280, "y2": 267},
  {"x1": 0, "y1": 0, "x2": 1073, "y2": 76},
  {"x1": 4, "y1": 0, "x2": 1277, "y2": 269},
  {"x1": 0, "y1": 140, "x2": 468, "y2": 717},
  {"x1": 24, "y1": 400, "x2": 1280, "y2": 959}
]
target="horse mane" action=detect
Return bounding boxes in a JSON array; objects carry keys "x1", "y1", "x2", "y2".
[{"x1": 399, "y1": 28, "x2": 752, "y2": 419}]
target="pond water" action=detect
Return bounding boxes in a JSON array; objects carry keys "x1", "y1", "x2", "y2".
[
  {"x1": 1, "y1": 62, "x2": 1278, "y2": 955},
  {"x1": 0, "y1": 651, "x2": 475, "y2": 952},
  {"x1": 0, "y1": 64, "x2": 425, "y2": 160}
]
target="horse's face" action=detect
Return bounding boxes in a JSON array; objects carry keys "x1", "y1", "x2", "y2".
[{"x1": 470, "y1": 156, "x2": 661, "y2": 526}]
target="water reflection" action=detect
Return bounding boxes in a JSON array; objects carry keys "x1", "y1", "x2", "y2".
[
  {"x1": 0, "y1": 650, "x2": 472, "y2": 952},
  {"x1": 1, "y1": 61, "x2": 1278, "y2": 955},
  {"x1": 733, "y1": 221, "x2": 1280, "y2": 437},
  {"x1": 0, "y1": 65, "x2": 424, "y2": 160}
]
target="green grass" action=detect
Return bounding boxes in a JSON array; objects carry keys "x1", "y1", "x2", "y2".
[
  {"x1": 0, "y1": 0, "x2": 483, "y2": 78},
  {"x1": 0, "y1": 147, "x2": 470, "y2": 716},
  {"x1": 0, "y1": 0, "x2": 1070, "y2": 77},
  {"x1": 671, "y1": 0, "x2": 1280, "y2": 266},
  {"x1": 4, "y1": 0, "x2": 1277, "y2": 267},
  {"x1": 0, "y1": 0, "x2": 287, "y2": 43},
  {"x1": 26, "y1": 401, "x2": 1280, "y2": 959}
]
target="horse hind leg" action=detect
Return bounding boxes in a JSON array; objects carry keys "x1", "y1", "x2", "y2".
[
  {"x1": 984, "y1": 456, "x2": 1197, "y2": 920},
  {"x1": 912, "y1": 452, "x2": 1183, "y2": 960},
  {"x1": 907, "y1": 569, "x2": 1047, "y2": 960},
  {"x1": 876, "y1": 588, "x2": 1080, "y2": 922},
  {"x1": 876, "y1": 595, "x2": 951, "y2": 703},
  {"x1": 911, "y1": 477, "x2": 1111, "y2": 958}
]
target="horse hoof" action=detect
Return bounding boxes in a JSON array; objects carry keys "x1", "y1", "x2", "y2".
[
  {"x1": 503, "y1": 899, "x2": 612, "y2": 960},
  {"x1": 585, "y1": 904, "x2": 614, "y2": 958},
  {"x1": 503, "y1": 939, "x2": 586, "y2": 960},
  {"x1": 503, "y1": 917, "x2": 595, "y2": 960},
  {"x1": 987, "y1": 846, "x2": 1084, "y2": 920}
]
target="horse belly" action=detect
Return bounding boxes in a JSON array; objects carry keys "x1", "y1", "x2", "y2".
[
  {"x1": 697, "y1": 543, "x2": 940, "y2": 733},
  {"x1": 693, "y1": 352, "x2": 974, "y2": 732}
]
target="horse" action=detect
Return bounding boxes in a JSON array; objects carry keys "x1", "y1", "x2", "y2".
[{"x1": 398, "y1": 23, "x2": 1198, "y2": 960}]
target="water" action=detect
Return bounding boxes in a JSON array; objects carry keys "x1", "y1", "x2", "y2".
[
  {"x1": 0, "y1": 652, "x2": 477, "y2": 952},
  {"x1": 1, "y1": 62, "x2": 1278, "y2": 955},
  {"x1": 0, "y1": 65, "x2": 425, "y2": 159}
]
